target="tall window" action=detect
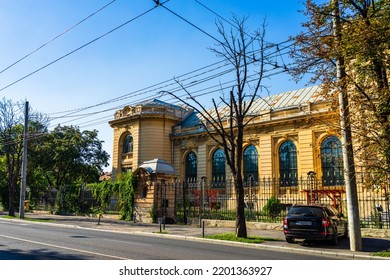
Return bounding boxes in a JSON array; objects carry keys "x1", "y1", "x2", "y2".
[
  {"x1": 122, "y1": 134, "x2": 133, "y2": 154},
  {"x1": 243, "y1": 145, "x2": 258, "y2": 184},
  {"x1": 212, "y1": 148, "x2": 225, "y2": 182},
  {"x1": 185, "y1": 151, "x2": 197, "y2": 182},
  {"x1": 279, "y1": 141, "x2": 298, "y2": 186},
  {"x1": 321, "y1": 136, "x2": 344, "y2": 186}
]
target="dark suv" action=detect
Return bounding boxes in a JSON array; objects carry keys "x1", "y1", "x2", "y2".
[{"x1": 283, "y1": 204, "x2": 348, "y2": 245}]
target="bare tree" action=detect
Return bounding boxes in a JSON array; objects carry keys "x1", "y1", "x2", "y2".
[
  {"x1": 0, "y1": 98, "x2": 24, "y2": 216},
  {"x1": 163, "y1": 17, "x2": 268, "y2": 238}
]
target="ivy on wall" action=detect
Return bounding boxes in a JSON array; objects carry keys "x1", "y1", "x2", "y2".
[{"x1": 89, "y1": 172, "x2": 136, "y2": 221}]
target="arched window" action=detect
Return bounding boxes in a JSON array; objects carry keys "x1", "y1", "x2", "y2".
[
  {"x1": 185, "y1": 151, "x2": 197, "y2": 182},
  {"x1": 243, "y1": 145, "x2": 258, "y2": 184},
  {"x1": 212, "y1": 149, "x2": 225, "y2": 182},
  {"x1": 279, "y1": 141, "x2": 298, "y2": 186},
  {"x1": 122, "y1": 134, "x2": 133, "y2": 154},
  {"x1": 321, "y1": 136, "x2": 344, "y2": 186}
]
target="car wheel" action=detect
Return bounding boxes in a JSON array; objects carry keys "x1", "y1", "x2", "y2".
[{"x1": 286, "y1": 237, "x2": 294, "y2": 244}]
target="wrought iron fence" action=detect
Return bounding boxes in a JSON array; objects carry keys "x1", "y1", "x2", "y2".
[
  {"x1": 174, "y1": 175, "x2": 390, "y2": 229},
  {"x1": 29, "y1": 174, "x2": 390, "y2": 229},
  {"x1": 32, "y1": 186, "x2": 96, "y2": 214}
]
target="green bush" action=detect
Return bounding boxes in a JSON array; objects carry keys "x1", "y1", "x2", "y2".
[
  {"x1": 149, "y1": 205, "x2": 158, "y2": 223},
  {"x1": 56, "y1": 184, "x2": 92, "y2": 215},
  {"x1": 263, "y1": 197, "x2": 282, "y2": 220}
]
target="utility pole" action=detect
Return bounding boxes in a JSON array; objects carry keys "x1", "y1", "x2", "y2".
[
  {"x1": 332, "y1": 0, "x2": 362, "y2": 251},
  {"x1": 19, "y1": 101, "x2": 29, "y2": 219}
]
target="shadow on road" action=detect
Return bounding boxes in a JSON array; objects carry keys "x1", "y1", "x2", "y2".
[
  {"x1": 294, "y1": 237, "x2": 390, "y2": 253},
  {"x1": 0, "y1": 248, "x2": 90, "y2": 260}
]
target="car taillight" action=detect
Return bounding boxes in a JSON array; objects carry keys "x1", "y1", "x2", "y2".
[
  {"x1": 283, "y1": 217, "x2": 288, "y2": 229},
  {"x1": 322, "y1": 218, "x2": 330, "y2": 227}
]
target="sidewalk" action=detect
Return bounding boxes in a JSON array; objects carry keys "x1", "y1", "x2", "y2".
[{"x1": 2, "y1": 211, "x2": 390, "y2": 260}]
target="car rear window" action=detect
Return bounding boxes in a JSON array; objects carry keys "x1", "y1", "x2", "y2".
[{"x1": 288, "y1": 206, "x2": 325, "y2": 217}]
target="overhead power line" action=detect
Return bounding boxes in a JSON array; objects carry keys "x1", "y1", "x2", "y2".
[
  {"x1": 159, "y1": 2, "x2": 224, "y2": 46},
  {"x1": 47, "y1": 59, "x2": 229, "y2": 116},
  {"x1": 0, "y1": 0, "x2": 117, "y2": 76},
  {"x1": 47, "y1": 32, "x2": 295, "y2": 118},
  {"x1": 0, "y1": 1, "x2": 167, "y2": 93},
  {"x1": 47, "y1": 41, "x2": 297, "y2": 131},
  {"x1": 193, "y1": 0, "x2": 271, "y2": 45},
  {"x1": 27, "y1": 48, "x2": 300, "y2": 139},
  {"x1": 2, "y1": 0, "x2": 296, "y2": 121},
  {"x1": 47, "y1": 60, "x2": 297, "y2": 131},
  {"x1": 2, "y1": 0, "x2": 306, "y2": 134}
]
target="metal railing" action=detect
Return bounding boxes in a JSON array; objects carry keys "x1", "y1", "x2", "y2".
[
  {"x1": 30, "y1": 174, "x2": 390, "y2": 229},
  {"x1": 174, "y1": 176, "x2": 390, "y2": 229}
]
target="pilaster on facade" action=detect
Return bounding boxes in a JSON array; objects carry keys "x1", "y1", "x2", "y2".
[
  {"x1": 298, "y1": 130, "x2": 315, "y2": 177},
  {"x1": 259, "y1": 135, "x2": 273, "y2": 178},
  {"x1": 197, "y1": 144, "x2": 207, "y2": 179}
]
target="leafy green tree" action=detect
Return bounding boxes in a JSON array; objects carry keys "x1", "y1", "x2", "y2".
[
  {"x1": 290, "y1": 0, "x2": 389, "y2": 251},
  {"x1": 29, "y1": 125, "x2": 110, "y2": 213},
  {"x1": 291, "y1": 0, "x2": 390, "y2": 180},
  {"x1": 32, "y1": 125, "x2": 109, "y2": 188},
  {"x1": 0, "y1": 99, "x2": 23, "y2": 216},
  {"x1": 0, "y1": 99, "x2": 48, "y2": 216},
  {"x1": 0, "y1": 156, "x2": 7, "y2": 210},
  {"x1": 0, "y1": 100, "x2": 109, "y2": 215},
  {"x1": 25, "y1": 119, "x2": 50, "y2": 207}
]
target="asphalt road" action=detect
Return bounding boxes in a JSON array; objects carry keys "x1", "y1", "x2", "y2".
[{"x1": 0, "y1": 219, "x2": 347, "y2": 260}]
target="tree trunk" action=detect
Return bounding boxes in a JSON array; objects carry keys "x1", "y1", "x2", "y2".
[
  {"x1": 235, "y1": 174, "x2": 247, "y2": 238},
  {"x1": 8, "y1": 176, "x2": 15, "y2": 216},
  {"x1": 5, "y1": 151, "x2": 16, "y2": 216},
  {"x1": 235, "y1": 119, "x2": 247, "y2": 238}
]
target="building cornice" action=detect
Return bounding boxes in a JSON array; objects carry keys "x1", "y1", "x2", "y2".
[
  {"x1": 109, "y1": 110, "x2": 183, "y2": 127},
  {"x1": 171, "y1": 105, "x2": 336, "y2": 140}
]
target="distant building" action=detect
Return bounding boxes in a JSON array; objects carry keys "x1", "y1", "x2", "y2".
[{"x1": 99, "y1": 172, "x2": 112, "y2": 181}]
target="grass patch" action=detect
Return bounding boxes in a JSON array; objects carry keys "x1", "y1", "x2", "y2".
[
  {"x1": 204, "y1": 232, "x2": 279, "y2": 244},
  {"x1": 372, "y1": 250, "x2": 390, "y2": 258},
  {"x1": 0, "y1": 215, "x2": 16, "y2": 219},
  {"x1": 0, "y1": 215, "x2": 54, "y2": 223}
]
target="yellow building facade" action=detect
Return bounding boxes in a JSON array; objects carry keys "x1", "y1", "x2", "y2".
[
  {"x1": 109, "y1": 85, "x2": 390, "y2": 229},
  {"x1": 109, "y1": 99, "x2": 188, "y2": 176},
  {"x1": 110, "y1": 85, "x2": 342, "y2": 183},
  {"x1": 170, "y1": 86, "x2": 341, "y2": 183},
  {"x1": 109, "y1": 85, "x2": 370, "y2": 223}
]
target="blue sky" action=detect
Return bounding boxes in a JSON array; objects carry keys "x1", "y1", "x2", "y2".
[{"x1": 0, "y1": 0, "x2": 313, "y2": 171}]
